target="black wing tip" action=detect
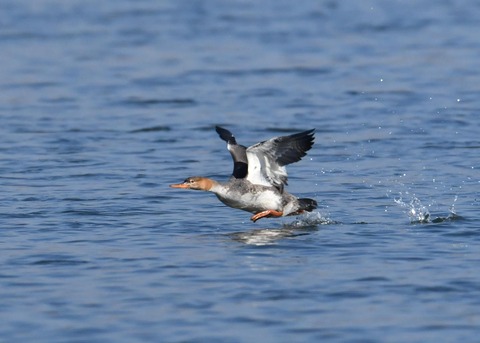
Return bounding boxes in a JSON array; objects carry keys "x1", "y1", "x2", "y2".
[
  {"x1": 301, "y1": 128, "x2": 315, "y2": 144},
  {"x1": 215, "y1": 126, "x2": 237, "y2": 144},
  {"x1": 291, "y1": 128, "x2": 316, "y2": 150},
  {"x1": 284, "y1": 128, "x2": 315, "y2": 144},
  {"x1": 294, "y1": 128, "x2": 315, "y2": 139},
  {"x1": 274, "y1": 128, "x2": 315, "y2": 166}
]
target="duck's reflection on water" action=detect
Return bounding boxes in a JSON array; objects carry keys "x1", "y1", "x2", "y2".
[
  {"x1": 228, "y1": 212, "x2": 334, "y2": 245},
  {"x1": 229, "y1": 227, "x2": 312, "y2": 245}
]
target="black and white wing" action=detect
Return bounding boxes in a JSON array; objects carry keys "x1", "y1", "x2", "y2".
[
  {"x1": 245, "y1": 129, "x2": 315, "y2": 192},
  {"x1": 215, "y1": 126, "x2": 248, "y2": 179}
]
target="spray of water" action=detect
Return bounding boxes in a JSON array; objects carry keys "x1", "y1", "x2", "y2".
[
  {"x1": 393, "y1": 192, "x2": 460, "y2": 224},
  {"x1": 394, "y1": 192, "x2": 430, "y2": 223},
  {"x1": 286, "y1": 211, "x2": 336, "y2": 228}
]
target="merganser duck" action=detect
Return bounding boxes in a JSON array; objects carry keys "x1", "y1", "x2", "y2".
[{"x1": 170, "y1": 126, "x2": 317, "y2": 222}]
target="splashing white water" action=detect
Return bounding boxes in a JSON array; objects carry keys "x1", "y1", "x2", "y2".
[
  {"x1": 449, "y1": 195, "x2": 458, "y2": 215},
  {"x1": 394, "y1": 192, "x2": 431, "y2": 223},
  {"x1": 287, "y1": 211, "x2": 336, "y2": 228},
  {"x1": 393, "y1": 192, "x2": 460, "y2": 224}
]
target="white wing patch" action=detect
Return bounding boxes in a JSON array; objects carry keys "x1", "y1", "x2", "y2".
[
  {"x1": 245, "y1": 150, "x2": 271, "y2": 187},
  {"x1": 246, "y1": 142, "x2": 288, "y2": 190},
  {"x1": 244, "y1": 129, "x2": 314, "y2": 191}
]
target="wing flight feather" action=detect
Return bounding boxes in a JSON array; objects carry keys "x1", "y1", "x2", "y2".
[{"x1": 246, "y1": 129, "x2": 315, "y2": 191}]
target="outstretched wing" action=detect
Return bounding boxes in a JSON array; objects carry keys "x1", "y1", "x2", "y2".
[
  {"x1": 215, "y1": 126, "x2": 248, "y2": 179},
  {"x1": 246, "y1": 129, "x2": 315, "y2": 192}
]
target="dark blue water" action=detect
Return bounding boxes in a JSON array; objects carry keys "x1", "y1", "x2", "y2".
[{"x1": 1, "y1": 1, "x2": 479, "y2": 342}]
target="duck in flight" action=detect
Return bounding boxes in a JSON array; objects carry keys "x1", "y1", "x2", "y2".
[{"x1": 170, "y1": 126, "x2": 317, "y2": 222}]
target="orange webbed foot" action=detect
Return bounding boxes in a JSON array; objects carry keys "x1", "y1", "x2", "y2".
[{"x1": 250, "y1": 210, "x2": 283, "y2": 223}]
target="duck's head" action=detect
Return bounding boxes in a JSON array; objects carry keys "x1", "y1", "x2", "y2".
[{"x1": 169, "y1": 176, "x2": 214, "y2": 191}]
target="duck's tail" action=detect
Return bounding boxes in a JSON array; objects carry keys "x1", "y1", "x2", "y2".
[{"x1": 298, "y1": 198, "x2": 318, "y2": 212}]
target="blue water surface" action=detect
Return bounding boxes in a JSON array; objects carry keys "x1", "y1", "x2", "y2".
[{"x1": 1, "y1": 1, "x2": 479, "y2": 342}]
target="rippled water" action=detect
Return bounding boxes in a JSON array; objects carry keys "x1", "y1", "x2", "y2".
[{"x1": 1, "y1": 1, "x2": 479, "y2": 342}]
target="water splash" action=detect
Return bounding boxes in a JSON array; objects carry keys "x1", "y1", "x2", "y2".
[
  {"x1": 394, "y1": 192, "x2": 431, "y2": 223},
  {"x1": 393, "y1": 192, "x2": 461, "y2": 224},
  {"x1": 286, "y1": 211, "x2": 336, "y2": 228},
  {"x1": 449, "y1": 195, "x2": 458, "y2": 215}
]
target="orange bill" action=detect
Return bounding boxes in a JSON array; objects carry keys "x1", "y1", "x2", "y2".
[{"x1": 169, "y1": 183, "x2": 189, "y2": 189}]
